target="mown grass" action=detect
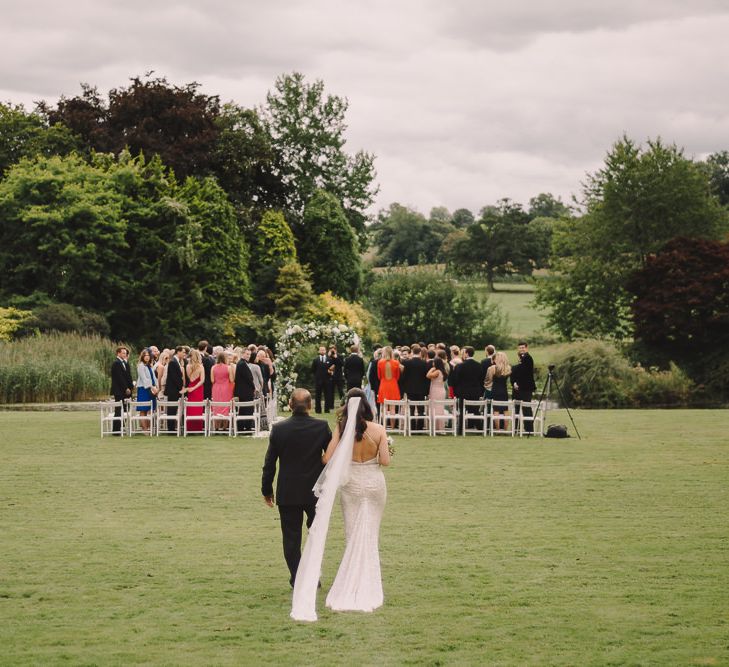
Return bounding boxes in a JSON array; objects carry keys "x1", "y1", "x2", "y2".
[{"x1": 1, "y1": 410, "x2": 727, "y2": 665}]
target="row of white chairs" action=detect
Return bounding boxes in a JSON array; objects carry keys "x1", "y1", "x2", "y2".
[
  {"x1": 379, "y1": 398, "x2": 546, "y2": 437},
  {"x1": 100, "y1": 397, "x2": 272, "y2": 437}
]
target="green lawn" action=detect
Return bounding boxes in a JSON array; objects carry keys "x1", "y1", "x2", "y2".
[{"x1": 1, "y1": 410, "x2": 728, "y2": 665}]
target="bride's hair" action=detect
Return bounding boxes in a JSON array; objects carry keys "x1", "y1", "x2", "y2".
[{"x1": 336, "y1": 388, "x2": 374, "y2": 441}]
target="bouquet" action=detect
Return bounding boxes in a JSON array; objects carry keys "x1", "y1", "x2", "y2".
[{"x1": 387, "y1": 435, "x2": 395, "y2": 457}]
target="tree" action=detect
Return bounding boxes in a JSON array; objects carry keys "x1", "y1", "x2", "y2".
[
  {"x1": 250, "y1": 210, "x2": 298, "y2": 312},
  {"x1": 702, "y1": 151, "x2": 729, "y2": 207},
  {"x1": 366, "y1": 268, "x2": 508, "y2": 346},
  {"x1": 0, "y1": 103, "x2": 79, "y2": 176},
  {"x1": 370, "y1": 203, "x2": 454, "y2": 266},
  {"x1": 442, "y1": 199, "x2": 538, "y2": 290},
  {"x1": 298, "y1": 189, "x2": 362, "y2": 299},
  {"x1": 528, "y1": 192, "x2": 570, "y2": 219},
  {"x1": 261, "y1": 72, "x2": 378, "y2": 245},
  {"x1": 272, "y1": 260, "x2": 318, "y2": 319},
  {"x1": 536, "y1": 137, "x2": 728, "y2": 339},
  {"x1": 43, "y1": 77, "x2": 221, "y2": 180},
  {"x1": 451, "y1": 208, "x2": 475, "y2": 228},
  {"x1": 627, "y1": 237, "x2": 729, "y2": 394}
]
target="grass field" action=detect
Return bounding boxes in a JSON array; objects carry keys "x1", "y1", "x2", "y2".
[{"x1": 1, "y1": 410, "x2": 728, "y2": 665}]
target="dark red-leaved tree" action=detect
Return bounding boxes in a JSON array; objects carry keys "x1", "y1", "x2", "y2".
[{"x1": 627, "y1": 236, "x2": 729, "y2": 394}]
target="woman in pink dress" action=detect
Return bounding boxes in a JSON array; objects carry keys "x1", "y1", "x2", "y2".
[
  {"x1": 427, "y1": 350, "x2": 450, "y2": 431},
  {"x1": 211, "y1": 351, "x2": 234, "y2": 431},
  {"x1": 185, "y1": 350, "x2": 205, "y2": 432}
]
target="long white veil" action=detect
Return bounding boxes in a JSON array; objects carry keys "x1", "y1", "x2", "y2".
[{"x1": 290, "y1": 396, "x2": 360, "y2": 621}]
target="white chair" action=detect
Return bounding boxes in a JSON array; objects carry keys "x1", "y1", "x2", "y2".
[
  {"x1": 156, "y1": 398, "x2": 182, "y2": 436},
  {"x1": 517, "y1": 400, "x2": 546, "y2": 437},
  {"x1": 490, "y1": 400, "x2": 515, "y2": 436},
  {"x1": 406, "y1": 399, "x2": 432, "y2": 436},
  {"x1": 183, "y1": 399, "x2": 208, "y2": 436},
  {"x1": 461, "y1": 399, "x2": 490, "y2": 436},
  {"x1": 128, "y1": 400, "x2": 155, "y2": 436},
  {"x1": 431, "y1": 398, "x2": 458, "y2": 436},
  {"x1": 208, "y1": 400, "x2": 234, "y2": 436},
  {"x1": 232, "y1": 400, "x2": 260, "y2": 436},
  {"x1": 100, "y1": 400, "x2": 125, "y2": 437},
  {"x1": 380, "y1": 399, "x2": 407, "y2": 435}
]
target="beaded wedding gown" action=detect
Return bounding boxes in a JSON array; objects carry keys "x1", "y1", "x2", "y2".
[{"x1": 326, "y1": 455, "x2": 387, "y2": 612}]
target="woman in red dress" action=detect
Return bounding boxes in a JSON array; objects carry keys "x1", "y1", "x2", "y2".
[
  {"x1": 377, "y1": 346, "x2": 403, "y2": 427},
  {"x1": 185, "y1": 350, "x2": 206, "y2": 432}
]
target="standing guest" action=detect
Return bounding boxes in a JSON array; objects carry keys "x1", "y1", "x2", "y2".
[
  {"x1": 328, "y1": 346, "x2": 344, "y2": 403},
  {"x1": 246, "y1": 348, "x2": 264, "y2": 398},
  {"x1": 262, "y1": 348, "x2": 277, "y2": 395},
  {"x1": 400, "y1": 344, "x2": 430, "y2": 432},
  {"x1": 198, "y1": 341, "x2": 214, "y2": 401},
  {"x1": 110, "y1": 346, "x2": 134, "y2": 434},
  {"x1": 185, "y1": 350, "x2": 205, "y2": 432},
  {"x1": 450, "y1": 346, "x2": 485, "y2": 434},
  {"x1": 343, "y1": 344, "x2": 366, "y2": 392},
  {"x1": 165, "y1": 346, "x2": 187, "y2": 432},
  {"x1": 481, "y1": 345, "x2": 496, "y2": 396},
  {"x1": 366, "y1": 346, "x2": 382, "y2": 418},
  {"x1": 256, "y1": 348, "x2": 272, "y2": 398},
  {"x1": 261, "y1": 388, "x2": 331, "y2": 588},
  {"x1": 511, "y1": 341, "x2": 537, "y2": 434},
  {"x1": 487, "y1": 352, "x2": 512, "y2": 432},
  {"x1": 149, "y1": 346, "x2": 160, "y2": 363},
  {"x1": 234, "y1": 349, "x2": 256, "y2": 432},
  {"x1": 155, "y1": 349, "x2": 171, "y2": 396},
  {"x1": 135, "y1": 349, "x2": 158, "y2": 432},
  {"x1": 211, "y1": 351, "x2": 235, "y2": 431},
  {"x1": 427, "y1": 351, "x2": 449, "y2": 430},
  {"x1": 448, "y1": 345, "x2": 463, "y2": 397},
  {"x1": 311, "y1": 346, "x2": 332, "y2": 414},
  {"x1": 377, "y1": 346, "x2": 402, "y2": 427}
]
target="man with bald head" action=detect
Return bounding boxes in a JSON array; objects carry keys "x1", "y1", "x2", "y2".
[{"x1": 261, "y1": 388, "x2": 332, "y2": 587}]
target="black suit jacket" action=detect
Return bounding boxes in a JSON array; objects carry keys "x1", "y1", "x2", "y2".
[
  {"x1": 367, "y1": 358, "x2": 380, "y2": 393},
  {"x1": 166, "y1": 357, "x2": 185, "y2": 400},
  {"x1": 451, "y1": 358, "x2": 485, "y2": 400},
  {"x1": 400, "y1": 358, "x2": 430, "y2": 397},
  {"x1": 511, "y1": 353, "x2": 536, "y2": 393},
  {"x1": 311, "y1": 356, "x2": 331, "y2": 386},
  {"x1": 110, "y1": 358, "x2": 134, "y2": 399},
  {"x1": 343, "y1": 354, "x2": 366, "y2": 387},
  {"x1": 261, "y1": 414, "x2": 332, "y2": 506},
  {"x1": 234, "y1": 360, "x2": 255, "y2": 401}
]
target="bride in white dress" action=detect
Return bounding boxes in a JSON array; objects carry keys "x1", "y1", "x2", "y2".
[
  {"x1": 323, "y1": 388, "x2": 390, "y2": 612},
  {"x1": 290, "y1": 389, "x2": 390, "y2": 621}
]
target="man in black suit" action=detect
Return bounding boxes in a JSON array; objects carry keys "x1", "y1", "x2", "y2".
[
  {"x1": 262, "y1": 388, "x2": 332, "y2": 587},
  {"x1": 367, "y1": 346, "x2": 382, "y2": 420},
  {"x1": 199, "y1": 340, "x2": 214, "y2": 401},
  {"x1": 234, "y1": 350, "x2": 256, "y2": 432},
  {"x1": 328, "y1": 346, "x2": 344, "y2": 403},
  {"x1": 450, "y1": 346, "x2": 486, "y2": 434},
  {"x1": 110, "y1": 346, "x2": 134, "y2": 434},
  {"x1": 400, "y1": 344, "x2": 430, "y2": 432},
  {"x1": 481, "y1": 344, "x2": 495, "y2": 397},
  {"x1": 511, "y1": 341, "x2": 537, "y2": 434},
  {"x1": 311, "y1": 346, "x2": 332, "y2": 413},
  {"x1": 165, "y1": 346, "x2": 187, "y2": 432},
  {"x1": 343, "y1": 344, "x2": 366, "y2": 392}
]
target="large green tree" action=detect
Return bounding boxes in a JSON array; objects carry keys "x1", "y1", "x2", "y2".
[
  {"x1": 536, "y1": 137, "x2": 728, "y2": 340},
  {"x1": 250, "y1": 210, "x2": 298, "y2": 312},
  {"x1": 298, "y1": 189, "x2": 362, "y2": 299},
  {"x1": 261, "y1": 72, "x2": 378, "y2": 245}
]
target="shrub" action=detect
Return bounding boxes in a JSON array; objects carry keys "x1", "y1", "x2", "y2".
[
  {"x1": 19, "y1": 303, "x2": 111, "y2": 338},
  {"x1": 0, "y1": 307, "x2": 33, "y2": 341},
  {"x1": 0, "y1": 332, "x2": 121, "y2": 403}
]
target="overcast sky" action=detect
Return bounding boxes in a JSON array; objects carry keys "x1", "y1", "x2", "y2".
[{"x1": 2, "y1": 1, "x2": 728, "y2": 217}]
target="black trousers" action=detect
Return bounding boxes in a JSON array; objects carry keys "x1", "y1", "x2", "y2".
[
  {"x1": 515, "y1": 390, "x2": 534, "y2": 433},
  {"x1": 458, "y1": 393, "x2": 483, "y2": 434},
  {"x1": 236, "y1": 400, "x2": 254, "y2": 431},
  {"x1": 278, "y1": 504, "x2": 316, "y2": 585},
  {"x1": 314, "y1": 382, "x2": 328, "y2": 413},
  {"x1": 407, "y1": 393, "x2": 427, "y2": 432},
  {"x1": 166, "y1": 393, "x2": 180, "y2": 432},
  {"x1": 113, "y1": 394, "x2": 127, "y2": 433}
]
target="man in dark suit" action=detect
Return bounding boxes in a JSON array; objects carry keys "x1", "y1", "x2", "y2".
[
  {"x1": 450, "y1": 346, "x2": 486, "y2": 434},
  {"x1": 328, "y1": 346, "x2": 344, "y2": 403},
  {"x1": 481, "y1": 344, "x2": 495, "y2": 397},
  {"x1": 400, "y1": 344, "x2": 431, "y2": 432},
  {"x1": 198, "y1": 340, "x2": 214, "y2": 401},
  {"x1": 311, "y1": 346, "x2": 332, "y2": 413},
  {"x1": 165, "y1": 346, "x2": 187, "y2": 432},
  {"x1": 110, "y1": 346, "x2": 134, "y2": 434},
  {"x1": 367, "y1": 346, "x2": 382, "y2": 420},
  {"x1": 262, "y1": 388, "x2": 332, "y2": 587},
  {"x1": 234, "y1": 350, "x2": 256, "y2": 431},
  {"x1": 343, "y1": 344, "x2": 366, "y2": 392},
  {"x1": 511, "y1": 341, "x2": 537, "y2": 434}
]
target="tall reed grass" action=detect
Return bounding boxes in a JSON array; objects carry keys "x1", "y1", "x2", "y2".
[{"x1": 0, "y1": 333, "x2": 125, "y2": 403}]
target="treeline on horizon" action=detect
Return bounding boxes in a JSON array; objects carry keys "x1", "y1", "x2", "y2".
[{"x1": 0, "y1": 72, "x2": 728, "y2": 400}]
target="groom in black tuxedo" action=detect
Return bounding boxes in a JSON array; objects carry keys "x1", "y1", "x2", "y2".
[{"x1": 262, "y1": 388, "x2": 332, "y2": 587}]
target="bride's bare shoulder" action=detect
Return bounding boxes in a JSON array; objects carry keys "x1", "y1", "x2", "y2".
[{"x1": 366, "y1": 421, "x2": 386, "y2": 437}]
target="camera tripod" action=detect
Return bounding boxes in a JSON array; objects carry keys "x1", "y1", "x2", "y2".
[{"x1": 534, "y1": 364, "x2": 581, "y2": 439}]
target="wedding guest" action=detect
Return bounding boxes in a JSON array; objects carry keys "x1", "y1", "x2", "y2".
[
  {"x1": 448, "y1": 345, "x2": 463, "y2": 397},
  {"x1": 198, "y1": 340, "x2": 214, "y2": 401},
  {"x1": 427, "y1": 351, "x2": 449, "y2": 430},
  {"x1": 481, "y1": 344, "x2": 496, "y2": 381},
  {"x1": 165, "y1": 346, "x2": 187, "y2": 432},
  {"x1": 234, "y1": 349, "x2": 256, "y2": 432},
  {"x1": 343, "y1": 344, "x2": 366, "y2": 391},
  {"x1": 247, "y1": 348, "x2": 264, "y2": 397},
  {"x1": 450, "y1": 346, "x2": 485, "y2": 434},
  {"x1": 135, "y1": 348, "x2": 158, "y2": 432},
  {"x1": 377, "y1": 346, "x2": 402, "y2": 427},
  {"x1": 110, "y1": 346, "x2": 134, "y2": 434},
  {"x1": 511, "y1": 341, "x2": 536, "y2": 434},
  {"x1": 328, "y1": 346, "x2": 344, "y2": 403},
  {"x1": 487, "y1": 352, "x2": 512, "y2": 431},
  {"x1": 256, "y1": 348, "x2": 272, "y2": 398},
  {"x1": 155, "y1": 349, "x2": 171, "y2": 396},
  {"x1": 400, "y1": 343, "x2": 430, "y2": 432},
  {"x1": 366, "y1": 346, "x2": 382, "y2": 418},
  {"x1": 184, "y1": 350, "x2": 205, "y2": 432},
  {"x1": 211, "y1": 351, "x2": 235, "y2": 431}
]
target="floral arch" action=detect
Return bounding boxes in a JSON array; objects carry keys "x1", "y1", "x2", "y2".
[{"x1": 276, "y1": 320, "x2": 360, "y2": 410}]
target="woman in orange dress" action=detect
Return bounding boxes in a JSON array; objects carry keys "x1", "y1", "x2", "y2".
[{"x1": 377, "y1": 346, "x2": 403, "y2": 427}]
